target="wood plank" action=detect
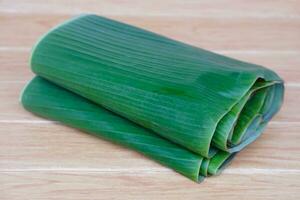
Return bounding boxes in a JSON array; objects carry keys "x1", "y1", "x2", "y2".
[
  {"x1": 1, "y1": 14, "x2": 300, "y2": 50},
  {"x1": 0, "y1": 70, "x2": 297, "y2": 178},
  {"x1": 2, "y1": 50, "x2": 300, "y2": 82},
  {"x1": 1, "y1": 0, "x2": 299, "y2": 18},
  {"x1": 0, "y1": 60, "x2": 298, "y2": 122},
  {"x1": 0, "y1": 103, "x2": 299, "y2": 170},
  {"x1": 0, "y1": 122, "x2": 163, "y2": 170},
  {"x1": 1, "y1": 172, "x2": 299, "y2": 200}
]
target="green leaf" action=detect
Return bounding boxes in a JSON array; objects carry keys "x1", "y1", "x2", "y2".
[
  {"x1": 22, "y1": 77, "x2": 234, "y2": 182},
  {"x1": 21, "y1": 14, "x2": 284, "y2": 182}
]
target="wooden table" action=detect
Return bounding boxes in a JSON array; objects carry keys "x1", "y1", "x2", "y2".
[{"x1": 1, "y1": 1, "x2": 300, "y2": 199}]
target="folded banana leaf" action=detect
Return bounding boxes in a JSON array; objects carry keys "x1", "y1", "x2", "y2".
[{"x1": 21, "y1": 14, "x2": 284, "y2": 182}]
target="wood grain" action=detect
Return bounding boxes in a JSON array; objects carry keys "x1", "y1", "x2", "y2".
[
  {"x1": 1, "y1": 0, "x2": 300, "y2": 17},
  {"x1": 2, "y1": 50, "x2": 300, "y2": 82},
  {"x1": 1, "y1": 0, "x2": 300, "y2": 199},
  {"x1": 1, "y1": 172, "x2": 299, "y2": 200},
  {"x1": 1, "y1": 15, "x2": 300, "y2": 50},
  {"x1": 1, "y1": 118, "x2": 299, "y2": 171},
  {"x1": 0, "y1": 81, "x2": 299, "y2": 122}
]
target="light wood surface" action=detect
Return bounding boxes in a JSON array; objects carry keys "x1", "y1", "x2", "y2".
[{"x1": 1, "y1": 1, "x2": 299, "y2": 199}]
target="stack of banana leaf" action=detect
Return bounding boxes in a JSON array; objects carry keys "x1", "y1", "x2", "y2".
[{"x1": 21, "y1": 14, "x2": 284, "y2": 182}]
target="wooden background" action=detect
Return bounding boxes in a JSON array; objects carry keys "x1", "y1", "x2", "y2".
[{"x1": 1, "y1": 0, "x2": 300, "y2": 199}]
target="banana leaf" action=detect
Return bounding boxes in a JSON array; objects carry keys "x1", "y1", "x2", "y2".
[
  {"x1": 22, "y1": 77, "x2": 235, "y2": 182},
  {"x1": 21, "y1": 14, "x2": 284, "y2": 182}
]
